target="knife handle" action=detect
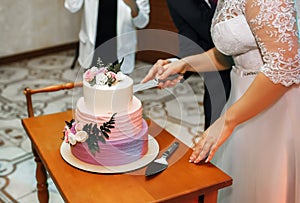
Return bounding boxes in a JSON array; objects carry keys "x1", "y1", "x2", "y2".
[{"x1": 162, "y1": 142, "x2": 179, "y2": 159}]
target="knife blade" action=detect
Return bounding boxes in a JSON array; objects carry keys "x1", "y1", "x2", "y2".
[
  {"x1": 133, "y1": 74, "x2": 183, "y2": 93},
  {"x1": 145, "y1": 142, "x2": 179, "y2": 177}
]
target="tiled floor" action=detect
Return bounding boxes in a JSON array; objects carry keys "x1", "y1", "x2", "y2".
[{"x1": 0, "y1": 50, "x2": 204, "y2": 202}]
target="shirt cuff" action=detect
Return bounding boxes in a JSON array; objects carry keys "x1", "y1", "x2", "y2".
[{"x1": 132, "y1": 11, "x2": 149, "y2": 28}]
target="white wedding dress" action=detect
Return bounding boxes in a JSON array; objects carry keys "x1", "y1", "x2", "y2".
[{"x1": 210, "y1": 0, "x2": 300, "y2": 202}]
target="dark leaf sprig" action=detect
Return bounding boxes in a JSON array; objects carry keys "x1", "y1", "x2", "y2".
[
  {"x1": 65, "y1": 119, "x2": 75, "y2": 128},
  {"x1": 82, "y1": 113, "x2": 117, "y2": 155},
  {"x1": 107, "y1": 58, "x2": 124, "y2": 73}
]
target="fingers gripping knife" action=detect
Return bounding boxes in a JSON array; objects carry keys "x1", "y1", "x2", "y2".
[
  {"x1": 133, "y1": 74, "x2": 183, "y2": 93},
  {"x1": 145, "y1": 142, "x2": 179, "y2": 177}
]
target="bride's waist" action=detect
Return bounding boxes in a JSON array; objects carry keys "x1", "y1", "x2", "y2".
[
  {"x1": 232, "y1": 65, "x2": 259, "y2": 78},
  {"x1": 232, "y1": 49, "x2": 263, "y2": 71}
]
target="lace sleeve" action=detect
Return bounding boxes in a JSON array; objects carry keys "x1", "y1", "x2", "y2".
[{"x1": 245, "y1": 0, "x2": 300, "y2": 86}]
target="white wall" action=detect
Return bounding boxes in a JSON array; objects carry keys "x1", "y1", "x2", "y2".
[{"x1": 0, "y1": 0, "x2": 82, "y2": 57}]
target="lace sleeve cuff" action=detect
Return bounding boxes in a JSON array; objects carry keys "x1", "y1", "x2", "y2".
[{"x1": 260, "y1": 53, "x2": 300, "y2": 87}]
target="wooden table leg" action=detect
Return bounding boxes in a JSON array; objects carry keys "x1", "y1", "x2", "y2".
[
  {"x1": 32, "y1": 147, "x2": 49, "y2": 203},
  {"x1": 203, "y1": 190, "x2": 218, "y2": 203}
]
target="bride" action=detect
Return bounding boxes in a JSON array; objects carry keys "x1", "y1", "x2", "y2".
[{"x1": 142, "y1": 0, "x2": 300, "y2": 202}]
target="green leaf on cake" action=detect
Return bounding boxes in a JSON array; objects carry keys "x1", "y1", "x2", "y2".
[
  {"x1": 82, "y1": 113, "x2": 117, "y2": 155},
  {"x1": 107, "y1": 77, "x2": 116, "y2": 87},
  {"x1": 107, "y1": 58, "x2": 124, "y2": 73},
  {"x1": 89, "y1": 78, "x2": 96, "y2": 87},
  {"x1": 97, "y1": 135, "x2": 106, "y2": 144}
]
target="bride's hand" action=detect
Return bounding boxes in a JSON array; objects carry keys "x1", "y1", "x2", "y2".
[
  {"x1": 141, "y1": 59, "x2": 170, "y2": 83},
  {"x1": 141, "y1": 59, "x2": 187, "y2": 88},
  {"x1": 189, "y1": 115, "x2": 235, "y2": 163}
]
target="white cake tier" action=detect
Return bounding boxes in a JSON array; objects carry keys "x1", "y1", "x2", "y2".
[{"x1": 83, "y1": 75, "x2": 133, "y2": 114}]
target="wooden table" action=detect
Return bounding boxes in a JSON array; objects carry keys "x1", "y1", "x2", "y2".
[{"x1": 22, "y1": 110, "x2": 232, "y2": 203}]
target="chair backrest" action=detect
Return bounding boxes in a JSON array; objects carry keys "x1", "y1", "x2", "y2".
[{"x1": 23, "y1": 82, "x2": 83, "y2": 117}]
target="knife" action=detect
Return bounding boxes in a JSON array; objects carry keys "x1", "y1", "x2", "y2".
[
  {"x1": 133, "y1": 74, "x2": 183, "y2": 93},
  {"x1": 145, "y1": 142, "x2": 179, "y2": 177}
]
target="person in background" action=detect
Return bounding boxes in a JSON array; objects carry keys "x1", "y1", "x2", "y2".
[
  {"x1": 64, "y1": 0, "x2": 150, "y2": 74},
  {"x1": 142, "y1": 0, "x2": 300, "y2": 202},
  {"x1": 151, "y1": 0, "x2": 232, "y2": 130}
]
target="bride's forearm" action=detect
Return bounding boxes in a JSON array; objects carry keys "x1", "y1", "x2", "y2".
[
  {"x1": 182, "y1": 48, "x2": 233, "y2": 73},
  {"x1": 224, "y1": 73, "x2": 290, "y2": 127}
]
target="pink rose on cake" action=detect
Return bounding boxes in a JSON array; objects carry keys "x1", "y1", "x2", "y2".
[{"x1": 84, "y1": 70, "x2": 95, "y2": 82}]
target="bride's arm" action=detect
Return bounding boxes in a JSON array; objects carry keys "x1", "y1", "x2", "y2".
[
  {"x1": 178, "y1": 47, "x2": 232, "y2": 73},
  {"x1": 227, "y1": 0, "x2": 300, "y2": 126},
  {"x1": 190, "y1": 0, "x2": 299, "y2": 163},
  {"x1": 142, "y1": 47, "x2": 232, "y2": 86},
  {"x1": 225, "y1": 73, "x2": 290, "y2": 127}
]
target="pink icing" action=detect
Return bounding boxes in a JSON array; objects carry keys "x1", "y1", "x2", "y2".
[
  {"x1": 71, "y1": 120, "x2": 148, "y2": 166},
  {"x1": 75, "y1": 96, "x2": 143, "y2": 140},
  {"x1": 72, "y1": 96, "x2": 149, "y2": 166}
]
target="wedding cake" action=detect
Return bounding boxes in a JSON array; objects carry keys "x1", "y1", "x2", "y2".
[{"x1": 63, "y1": 59, "x2": 148, "y2": 166}]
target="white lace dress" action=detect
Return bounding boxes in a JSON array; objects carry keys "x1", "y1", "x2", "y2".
[{"x1": 210, "y1": 0, "x2": 300, "y2": 202}]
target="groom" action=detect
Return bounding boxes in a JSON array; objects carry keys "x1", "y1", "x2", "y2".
[{"x1": 166, "y1": 0, "x2": 231, "y2": 130}]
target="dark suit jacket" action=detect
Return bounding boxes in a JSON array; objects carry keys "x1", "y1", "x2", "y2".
[{"x1": 167, "y1": 0, "x2": 231, "y2": 129}]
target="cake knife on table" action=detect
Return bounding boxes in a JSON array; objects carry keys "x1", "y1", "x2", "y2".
[{"x1": 133, "y1": 73, "x2": 183, "y2": 93}]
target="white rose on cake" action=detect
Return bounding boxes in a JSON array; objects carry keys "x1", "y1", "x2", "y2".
[{"x1": 96, "y1": 72, "x2": 108, "y2": 85}]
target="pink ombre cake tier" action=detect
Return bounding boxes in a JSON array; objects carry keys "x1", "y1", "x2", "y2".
[
  {"x1": 75, "y1": 96, "x2": 143, "y2": 140},
  {"x1": 71, "y1": 120, "x2": 148, "y2": 166},
  {"x1": 72, "y1": 96, "x2": 149, "y2": 166}
]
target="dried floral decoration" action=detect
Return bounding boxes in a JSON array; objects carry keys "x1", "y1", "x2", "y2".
[
  {"x1": 63, "y1": 113, "x2": 117, "y2": 155},
  {"x1": 84, "y1": 58, "x2": 125, "y2": 87}
]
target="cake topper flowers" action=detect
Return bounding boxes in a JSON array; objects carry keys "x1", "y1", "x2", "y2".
[
  {"x1": 63, "y1": 113, "x2": 117, "y2": 155},
  {"x1": 84, "y1": 58, "x2": 125, "y2": 87}
]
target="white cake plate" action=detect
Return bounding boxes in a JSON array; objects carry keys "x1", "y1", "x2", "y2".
[{"x1": 60, "y1": 135, "x2": 159, "y2": 173}]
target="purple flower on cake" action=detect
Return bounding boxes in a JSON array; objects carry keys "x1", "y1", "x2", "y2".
[{"x1": 98, "y1": 67, "x2": 107, "y2": 74}]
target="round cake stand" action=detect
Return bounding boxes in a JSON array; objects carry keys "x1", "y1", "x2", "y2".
[{"x1": 60, "y1": 135, "x2": 159, "y2": 174}]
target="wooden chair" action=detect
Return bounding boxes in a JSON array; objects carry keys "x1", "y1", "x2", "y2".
[{"x1": 23, "y1": 81, "x2": 82, "y2": 202}]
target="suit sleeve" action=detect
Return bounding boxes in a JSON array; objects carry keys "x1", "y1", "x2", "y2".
[{"x1": 167, "y1": 0, "x2": 215, "y2": 57}]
